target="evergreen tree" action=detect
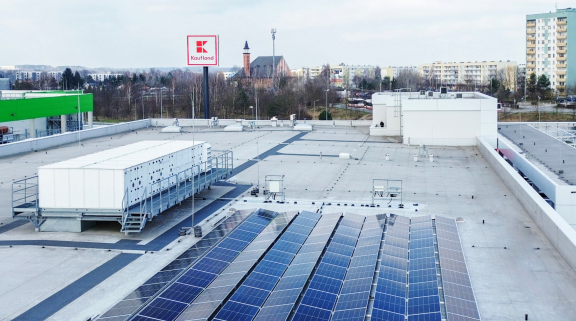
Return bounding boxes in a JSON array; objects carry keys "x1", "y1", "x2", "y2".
[
  {"x1": 73, "y1": 71, "x2": 84, "y2": 89},
  {"x1": 318, "y1": 109, "x2": 332, "y2": 120},
  {"x1": 61, "y1": 68, "x2": 74, "y2": 90},
  {"x1": 536, "y1": 74, "x2": 551, "y2": 99},
  {"x1": 527, "y1": 73, "x2": 537, "y2": 100}
]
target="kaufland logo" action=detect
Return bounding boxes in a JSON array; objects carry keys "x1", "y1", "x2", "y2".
[
  {"x1": 196, "y1": 41, "x2": 208, "y2": 53},
  {"x1": 187, "y1": 35, "x2": 219, "y2": 66}
]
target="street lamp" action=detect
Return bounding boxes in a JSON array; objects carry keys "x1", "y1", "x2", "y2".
[
  {"x1": 325, "y1": 89, "x2": 329, "y2": 121},
  {"x1": 313, "y1": 99, "x2": 320, "y2": 120},
  {"x1": 537, "y1": 96, "x2": 541, "y2": 122},
  {"x1": 271, "y1": 28, "x2": 276, "y2": 92},
  {"x1": 249, "y1": 106, "x2": 254, "y2": 120}
]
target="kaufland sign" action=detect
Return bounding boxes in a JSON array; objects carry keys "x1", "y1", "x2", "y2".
[{"x1": 187, "y1": 35, "x2": 219, "y2": 66}]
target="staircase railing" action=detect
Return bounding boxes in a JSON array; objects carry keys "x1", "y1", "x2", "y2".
[{"x1": 120, "y1": 187, "x2": 129, "y2": 227}]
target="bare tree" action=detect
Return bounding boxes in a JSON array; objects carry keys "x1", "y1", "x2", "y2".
[{"x1": 395, "y1": 69, "x2": 421, "y2": 91}]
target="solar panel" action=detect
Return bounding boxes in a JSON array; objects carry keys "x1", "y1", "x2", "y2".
[
  {"x1": 411, "y1": 215, "x2": 432, "y2": 224},
  {"x1": 382, "y1": 245, "x2": 409, "y2": 259},
  {"x1": 210, "y1": 211, "x2": 322, "y2": 321},
  {"x1": 291, "y1": 216, "x2": 366, "y2": 319},
  {"x1": 252, "y1": 214, "x2": 341, "y2": 321},
  {"x1": 373, "y1": 292, "x2": 406, "y2": 314},
  {"x1": 408, "y1": 280, "x2": 439, "y2": 298},
  {"x1": 331, "y1": 307, "x2": 367, "y2": 321},
  {"x1": 444, "y1": 296, "x2": 480, "y2": 319},
  {"x1": 435, "y1": 216, "x2": 480, "y2": 321},
  {"x1": 371, "y1": 308, "x2": 405, "y2": 321},
  {"x1": 410, "y1": 247, "x2": 436, "y2": 260},
  {"x1": 385, "y1": 235, "x2": 410, "y2": 249},
  {"x1": 127, "y1": 210, "x2": 280, "y2": 321}
]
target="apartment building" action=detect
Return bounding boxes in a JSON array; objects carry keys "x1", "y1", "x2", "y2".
[
  {"x1": 308, "y1": 65, "x2": 378, "y2": 88},
  {"x1": 88, "y1": 73, "x2": 122, "y2": 82},
  {"x1": 381, "y1": 66, "x2": 418, "y2": 79},
  {"x1": 419, "y1": 61, "x2": 518, "y2": 89},
  {"x1": 527, "y1": 8, "x2": 576, "y2": 93},
  {"x1": 16, "y1": 71, "x2": 42, "y2": 81}
]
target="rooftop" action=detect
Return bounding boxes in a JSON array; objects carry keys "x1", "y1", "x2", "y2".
[
  {"x1": 0, "y1": 125, "x2": 575, "y2": 320},
  {"x1": 499, "y1": 123, "x2": 576, "y2": 185}
]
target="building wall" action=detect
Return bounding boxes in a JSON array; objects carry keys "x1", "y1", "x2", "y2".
[
  {"x1": 88, "y1": 74, "x2": 122, "y2": 82},
  {"x1": 0, "y1": 118, "x2": 48, "y2": 136},
  {"x1": 0, "y1": 79, "x2": 9, "y2": 90},
  {"x1": 370, "y1": 92, "x2": 497, "y2": 146},
  {"x1": 527, "y1": 8, "x2": 576, "y2": 92},
  {"x1": 0, "y1": 92, "x2": 93, "y2": 122},
  {"x1": 419, "y1": 61, "x2": 517, "y2": 89}
]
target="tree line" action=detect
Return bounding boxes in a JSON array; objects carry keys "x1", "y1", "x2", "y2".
[{"x1": 7, "y1": 65, "x2": 570, "y2": 121}]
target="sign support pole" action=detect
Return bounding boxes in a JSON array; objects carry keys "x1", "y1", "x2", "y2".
[{"x1": 203, "y1": 67, "x2": 210, "y2": 119}]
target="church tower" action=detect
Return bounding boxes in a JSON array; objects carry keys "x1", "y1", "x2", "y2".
[{"x1": 243, "y1": 41, "x2": 250, "y2": 77}]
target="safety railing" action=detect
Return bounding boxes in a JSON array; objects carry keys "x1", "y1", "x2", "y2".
[{"x1": 11, "y1": 176, "x2": 39, "y2": 218}]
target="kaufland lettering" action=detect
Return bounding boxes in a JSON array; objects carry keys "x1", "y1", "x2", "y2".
[{"x1": 190, "y1": 56, "x2": 215, "y2": 61}]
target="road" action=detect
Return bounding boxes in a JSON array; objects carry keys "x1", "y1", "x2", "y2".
[{"x1": 504, "y1": 102, "x2": 576, "y2": 114}]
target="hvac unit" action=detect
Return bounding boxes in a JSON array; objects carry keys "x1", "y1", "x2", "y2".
[{"x1": 38, "y1": 140, "x2": 211, "y2": 211}]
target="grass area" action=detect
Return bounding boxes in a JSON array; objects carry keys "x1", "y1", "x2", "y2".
[
  {"x1": 499, "y1": 112, "x2": 576, "y2": 122},
  {"x1": 93, "y1": 117, "x2": 130, "y2": 124},
  {"x1": 309, "y1": 107, "x2": 372, "y2": 120}
]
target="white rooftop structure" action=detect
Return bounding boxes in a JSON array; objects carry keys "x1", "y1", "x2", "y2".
[{"x1": 370, "y1": 91, "x2": 497, "y2": 146}]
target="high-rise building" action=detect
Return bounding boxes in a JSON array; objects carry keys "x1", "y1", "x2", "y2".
[{"x1": 526, "y1": 8, "x2": 576, "y2": 94}]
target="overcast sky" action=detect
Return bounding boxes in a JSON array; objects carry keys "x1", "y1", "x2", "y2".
[{"x1": 0, "y1": 0, "x2": 567, "y2": 70}]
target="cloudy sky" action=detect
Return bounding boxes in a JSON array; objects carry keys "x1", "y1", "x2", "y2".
[{"x1": 0, "y1": 0, "x2": 566, "y2": 69}]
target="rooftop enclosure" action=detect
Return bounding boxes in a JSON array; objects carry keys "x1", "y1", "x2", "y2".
[
  {"x1": 38, "y1": 141, "x2": 210, "y2": 210},
  {"x1": 371, "y1": 91, "x2": 497, "y2": 147},
  {"x1": 12, "y1": 140, "x2": 234, "y2": 233},
  {"x1": 0, "y1": 90, "x2": 93, "y2": 122}
]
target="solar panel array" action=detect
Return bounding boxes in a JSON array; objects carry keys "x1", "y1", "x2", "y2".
[
  {"x1": 105, "y1": 211, "x2": 481, "y2": 321},
  {"x1": 133, "y1": 210, "x2": 280, "y2": 321},
  {"x1": 436, "y1": 216, "x2": 480, "y2": 321},
  {"x1": 99, "y1": 210, "x2": 258, "y2": 321}
]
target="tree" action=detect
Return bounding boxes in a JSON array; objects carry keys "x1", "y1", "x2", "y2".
[
  {"x1": 73, "y1": 71, "x2": 84, "y2": 89},
  {"x1": 536, "y1": 74, "x2": 551, "y2": 99},
  {"x1": 496, "y1": 85, "x2": 509, "y2": 102},
  {"x1": 527, "y1": 73, "x2": 537, "y2": 100},
  {"x1": 318, "y1": 109, "x2": 332, "y2": 120},
  {"x1": 395, "y1": 69, "x2": 420, "y2": 91},
  {"x1": 61, "y1": 68, "x2": 74, "y2": 90},
  {"x1": 490, "y1": 78, "x2": 500, "y2": 95},
  {"x1": 382, "y1": 76, "x2": 391, "y2": 91},
  {"x1": 374, "y1": 66, "x2": 382, "y2": 80}
]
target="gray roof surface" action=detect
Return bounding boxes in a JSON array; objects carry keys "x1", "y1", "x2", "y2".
[
  {"x1": 498, "y1": 123, "x2": 576, "y2": 185},
  {"x1": 1, "y1": 126, "x2": 576, "y2": 320}
]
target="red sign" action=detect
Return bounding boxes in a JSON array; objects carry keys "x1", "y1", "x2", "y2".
[{"x1": 187, "y1": 35, "x2": 219, "y2": 66}]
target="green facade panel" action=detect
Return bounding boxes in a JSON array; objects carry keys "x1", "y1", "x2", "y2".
[{"x1": 0, "y1": 94, "x2": 93, "y2": 122}]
